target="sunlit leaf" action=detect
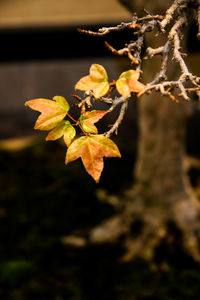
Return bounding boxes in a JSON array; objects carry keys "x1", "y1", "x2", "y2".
[
  {"x1": 75, "y1": 64, "x2": 110, "y2": 98},
  {"x1": 25, "y1": 96, "x2": 70, "y2": 130},
  {"x1": 116, "y1": 70, "x2": 145, "y2": 98},
  {"x1": 89, "y1": 64, "x2": 108, "y2": 82},
  {"x1": 46, "y1": 120, "x2": 76, "y2": 146},
  {"x1": 63, "y1": 126, "x2": 76, "y2": 147},
  {"x1": 79, "y1": 110, "x2": 108, "y2": 134},
  {"x1": 65, "y1": 135, "x2": 121, "y2": 182}
]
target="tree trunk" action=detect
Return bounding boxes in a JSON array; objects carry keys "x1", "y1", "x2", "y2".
[
  {"x1": 122, "y1": 80, "x2": 200, "y2": 261},
  {"x1": 90, "y1": 0, "x2": 200, "y2": 261},
  {"x1": 122, "y1": 0, "x2": 200, "y2": 260}
]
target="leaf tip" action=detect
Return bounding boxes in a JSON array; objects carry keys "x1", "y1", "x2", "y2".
[
  {"x1": 94, "y1": 177, "x2": 100, "y2": 183},
  {"x1": 65, "y1": 154, "x2": 70, "y2": 166}
]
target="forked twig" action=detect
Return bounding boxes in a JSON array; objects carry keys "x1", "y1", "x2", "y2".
[{"x1": 77, "y1": 0, "x2": 200, "y2": 137}]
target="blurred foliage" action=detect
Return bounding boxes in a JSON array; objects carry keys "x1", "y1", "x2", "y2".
[{"x1": 0, "y1": 139, "x2": 200, "y2": 299}]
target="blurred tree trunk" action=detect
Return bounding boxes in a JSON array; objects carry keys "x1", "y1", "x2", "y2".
[
  {"x1": 89, "y1": 0, "x2": 200, "y2": 261},
  {"x1": 120, "y1": 0, "x2": 200, "y2": 260},
  {"x1": 123, "y1": 57, "x2": 200, "y2": 260}
]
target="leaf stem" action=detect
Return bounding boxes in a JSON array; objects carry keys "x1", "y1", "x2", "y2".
[
  {"x1": 67, "y1": 112, "x2": 88, "y2": 135},
  {"x1": 79, "y1": 125, "x2": 88, "y2": 136},
  {"x1": 67, "y1": 113, "x2": 77, "y2": 123},
  {"x1": 109, "y1": 80, "x2": 116, "y2": 86}
]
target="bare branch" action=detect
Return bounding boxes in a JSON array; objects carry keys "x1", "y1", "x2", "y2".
[
  {"x1": 77, "y1": 22, "x2": 131, "y2": 36},
  {"x1": 146, "y1": 46, "x2": 164, "y2": 58},
  {"x1": 148, "y1": 41, "x2": 171, "y2": 85},
  {"x1": 105, "y1": 41, "x2": 139, "y2": 64},
  {"x1": 77, "y1": 0, "x2": 200, "y2": 137},
  {"x1": 105, "y1": 101, "x2": 128, "y2": 137},
  {"x1": 159, "y1": 0, "x2": 187, "y2": 31}
]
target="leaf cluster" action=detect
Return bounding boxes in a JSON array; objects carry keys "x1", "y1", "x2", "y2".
[
  {"x1": 25, "y1": 64, "x2": 145, "y2": 182},
  {"x1": 75, "y1": 64, "x2": 145, "y2": 98}
]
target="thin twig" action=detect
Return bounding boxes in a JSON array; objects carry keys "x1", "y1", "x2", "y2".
[
  {"x1": 148, "y1": 40, "x2": 171, "y2": 85},
  {"x1": 77, "y1": 22, "x2": 131, "y2": 36},
  {"x1": 105, "y1": 101, "x2": 128, "y2": 137},
  {"x1": 77, "y1": 0, "x2": 200, "y2": 137}
]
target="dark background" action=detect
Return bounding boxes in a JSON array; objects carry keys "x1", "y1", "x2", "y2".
[{"x1": 0, "y1": 4, "x2": 200, "y2": 300}]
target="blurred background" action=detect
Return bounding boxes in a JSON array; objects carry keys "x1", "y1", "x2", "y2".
[{"x1": 0, "y1": 0, "x2": 200, "y2": 299}]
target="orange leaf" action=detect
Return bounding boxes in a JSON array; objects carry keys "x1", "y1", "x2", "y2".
[
  {"x1": 79, "y1": 110, "x2": 108, "y2": 134},
  {"x1": 46, "y1": 120, "x2": 76, "y2": 147},
  {"x1": 65, "y1": 135, "x2": 121, "y2": 183},
  {"x1": 75, "y1": 64, "x2": 110, "y2": 98},
  {"x1": 116, "y1": 70, "x2": 145, "y2": 98},
  {"x1": 25, "y1": 96, "x2": 70, "y2": 130}
]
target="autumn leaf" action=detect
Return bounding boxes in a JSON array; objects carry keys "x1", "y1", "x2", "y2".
[
  {"x1": 65, "y1": 135, "x2": 121, "y2": 183},
  {"x1": 25, "y1": 96, "x2": 70, "y2": 130},
  {"x1": 46, "y1": 120, "x2": 76, "y2": 147},
  {"x1": 75, "y1": 64, "x2": 110, "y2": 98},
  {"x1": 116, "y1": 70, "x2": 145, "y2": 98},
  {"x1": 79, "y1": 110, "x2": 108, "y2": 134}
]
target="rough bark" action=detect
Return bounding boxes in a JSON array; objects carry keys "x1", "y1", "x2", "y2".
[
  {"x1": 90, "y1": 0, "x2": 200, "y2": 261},
  {"x1": 121, "y1": 72, "x2": 200, "y2": 261}
]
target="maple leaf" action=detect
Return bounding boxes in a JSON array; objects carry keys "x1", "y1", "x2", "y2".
[
  {"x1": 116, "y1": 70, "x2": 145, "y2": 98},
  {"x1": 65, "y1": 135, "x2": 121, "y2": 183},
  {"x1": 46, "y1": 120, "x2": 76, "y2": 147},
  {"x1": 25, "y1": 96, "x2": 70, "y2": 130},
  {"x1": 75, "y1": 64, "x2": 110, "y2": 98},
  {"x1": 79, "y1": 110, "x2": 108, "y2": 134}
]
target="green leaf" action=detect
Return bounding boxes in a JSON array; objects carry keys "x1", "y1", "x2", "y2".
[
  {"x1": 75, "y1": 64, "x2": 110, "y2": 98},
  {"x1": 25, "y1": 96, "x2": 70, "y2": 130},
  {"x1": 79, "y1": 110, "x2": 108, "y2": 134},
  {"x1": 65, "y1": 135, "x2": 121, "y2": 183},
  {"x1": 46, "y1": 120, "x2": 76, "y2": 147}
]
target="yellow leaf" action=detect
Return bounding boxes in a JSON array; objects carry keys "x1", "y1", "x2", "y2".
[
  {"x1": 65, "y1": 135, "x2": 121, "y2": 183},
  {"x1": 75, "y1": 64, "x2": 110, "y2": 98},
  {"x1": 79, "y1": 110, "x2": 108, "y2": 134},
  {"x1": 89, "y1": 64, "x2": 108, "y2": 82},
  {"x1": 116, "y1": 70, "x2": 145, "y2": 98},
  {"x1": 46, "y1": 120, "x2": 76, "y2": 146},
  {"x1": 25, "y1": 96, "x2": 70, "y2": 130}
]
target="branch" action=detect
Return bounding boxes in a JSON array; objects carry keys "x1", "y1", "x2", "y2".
[
  {"x1": 169, "y1": 15, "x2": 189, "y2": 73},
  {"x1": 76, "y1": 0, "x2": 200, "y2": 138},
  {"x1": 159, "y1": 0, "x2": 187, "y2": 31},
  {"x1": 147, "y1": 41, "x2": 171, "y2": 85},
  {"x1": 77, "y1": 22, "x2": 131, "y2": 36},
  {"x1": 105, "y1": 41, "x2": 139, "y2": 65},
  {"x1": 105, "y1": 101, "x2": 128, "y2": 137}
]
